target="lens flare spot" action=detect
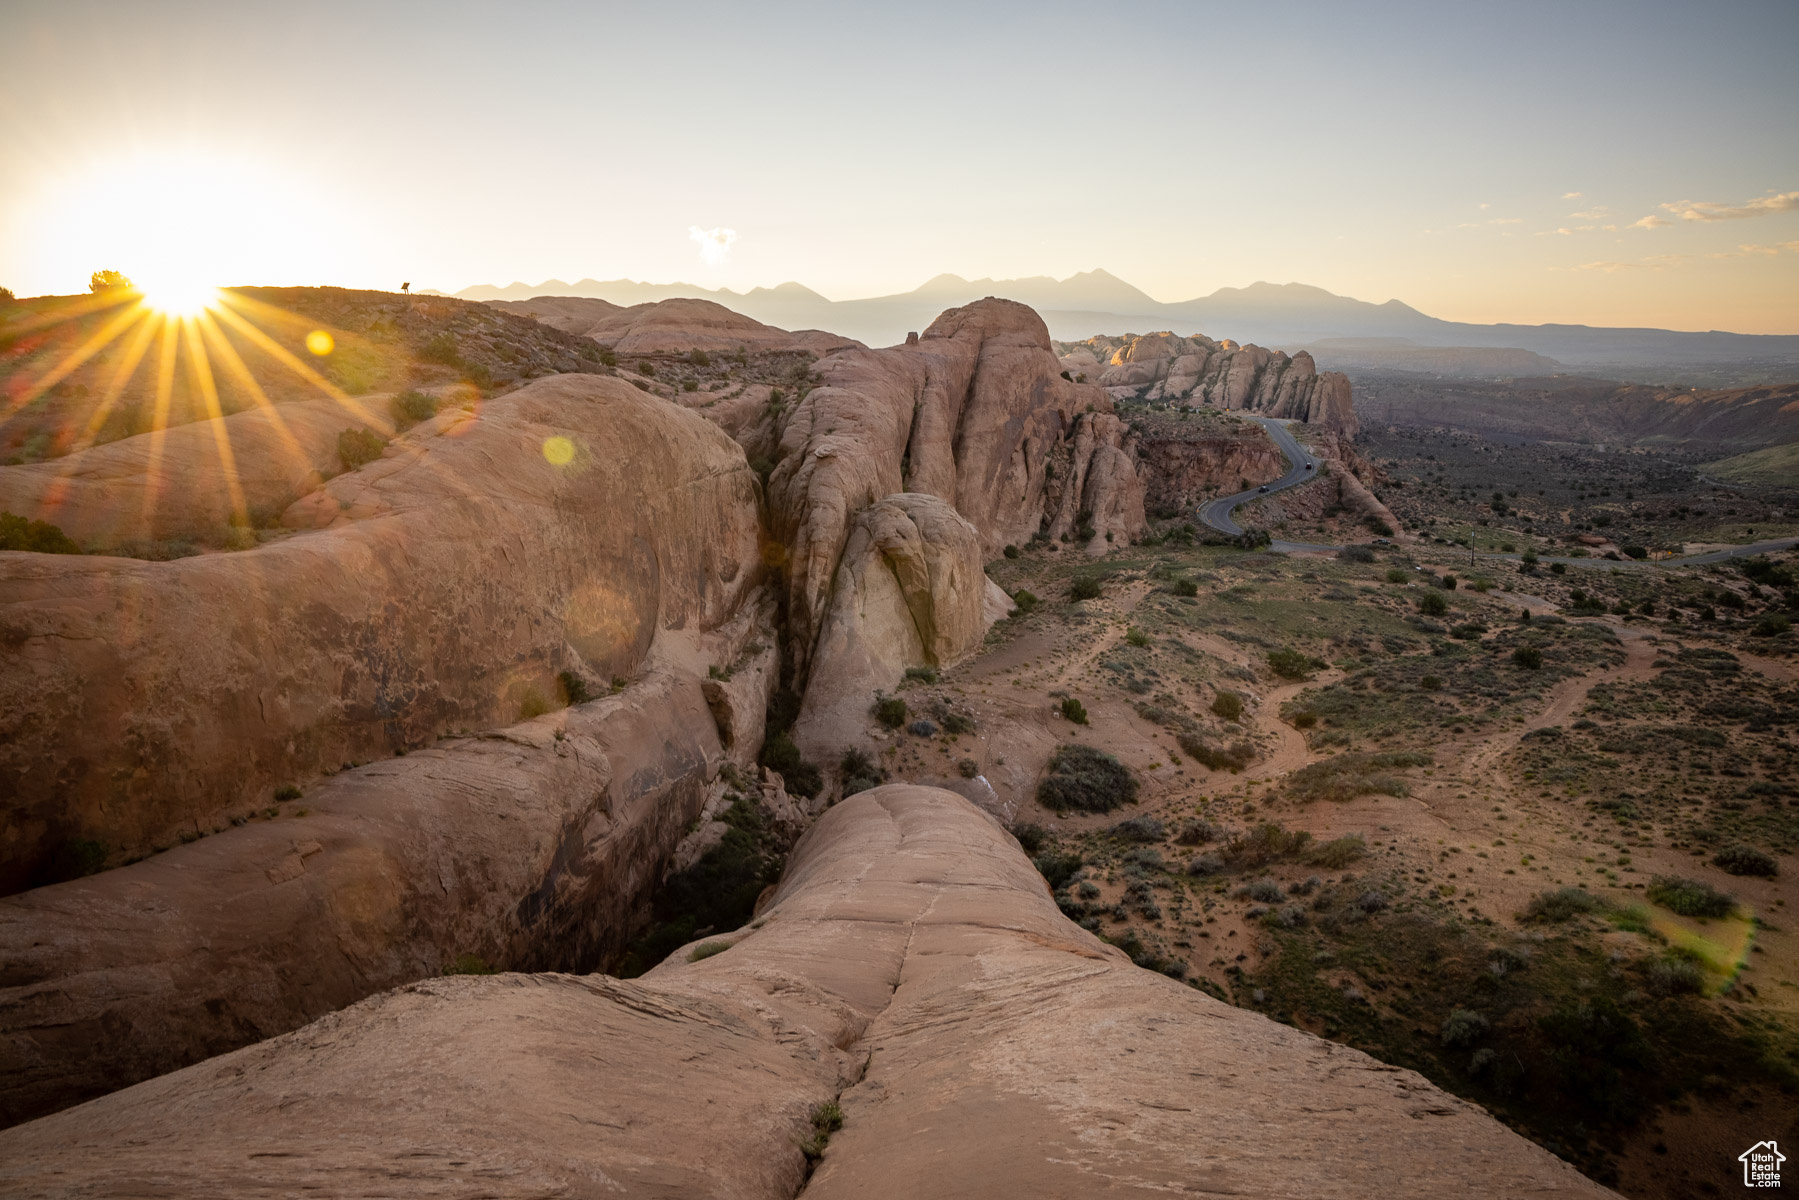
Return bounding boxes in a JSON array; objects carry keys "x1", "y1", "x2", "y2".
[
  {"x1": 543, "y1": 436, "x2": 575, "y2": 465},
  {"x1": 305, "y1": 330, "x2": 334, "y2": 356}
]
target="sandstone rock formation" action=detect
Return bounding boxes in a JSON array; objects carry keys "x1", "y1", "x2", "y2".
[
  {"x1": 0, "y1": 395, "x2": 394, "y2": 551},
  {"x1": 492, "y1": 295, "x2": 860, "y2": 357},
  {"x1": 0, "y1": 786, "x2": 1616, "y2": 1199},
  {"x1": 764, "y1": 299, "x2": 1146, "y2": 682},
  {"x1": 1061, "y1": 331, "x2": 1358, "y2": 433},
  {"x1": 794, "y1": 493, "x2": 996, "y2": 755},
  {"x1": 0, "y1": 374, "x2": 762, "y2": 893}
]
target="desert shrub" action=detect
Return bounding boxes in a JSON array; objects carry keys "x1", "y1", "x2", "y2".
[
  {"x1": 687, "y1": 348, "x2": 711, "y2": 367},
  {"x1": 687, "y1": 940, "x2": 730, "y2": 962},
  {"x1": 1186, "y1": 853, "x2": 1225, "y2": 876},
  {"x1": 907, "y1": 719, "x2": 937, "y2": 738},
  {"x1": 1125, "y1": 627, "x2": 1150, "y2": 647},
  {"x1": 0, "y1": 285, "x2": 13, "y2": 302},
  {"x1": 1417, "y1": 591, "x2": 1449, "y2": 617},
  {"x1": 1521, "y1": 887, "x2": 1603, "y2": 923},
  {"x1": 1003, "y1": 543, "x2": 1019, "y2": 558},
  {"x1": 0, "y1": 511, "x2": 80, "y2": 554},
  {"x1": 938, "y1": 708, "x2": 976, "y2": 734},
  {"x1": 872, "y1": 695, "x2": 907, "y2": 728},
  {"x1": 1011, "y1": 823, "x2": 1049, "y2": 854},
  {"x1": 1754, "y1": 614, "x2": 1792, "y2": 638},
  {"x1": 1177, "y1": 733, "x2": 1254, "y2": 771},
  {"x1": 1289, "y1": 710, "x2": 1318, "y2": 729},
  {"x1": 799, "y1": 1100, "x2": 843, "y2": 1161},
  {"x1": 1712, "y1": 844, "x2": 1778, "y2": 877},
  {"x1": 1622, "y1": 545, "x2": 1648, "y2": 560},
  {"x1": 1440, "y1": 1009, "x2": 1491, "y2": 1048},
  {"x1": 1385, "y1": 568, "x2": 1409, "y2": 583},
  {"x1": 597, "y1": 348, "x2": 618, "y2": 367},
  {"x1": 1512, "y1": 646, "x2": 1544, "y2": 670},
  {"x1": 337, "y1": 427, "x2": 387, "y2": 470},
  {"x1": 840, "y1": 747, "x2": 878, "y2": 778},
  {"x1": 442, "y1": 953, "x2": 496, "y2": 975},
  {"x1": 558, "y1": 670, "x2": 591, "y2": 705},
  {"x1": 1223, "y1": 822, "x2": 1312, "y2": 868},
  {"x1": 1645, "y1": 954, "x2": 1706, "y2": 996},
  {"x1": 1267, "y1": 647, "x2": 1312, "y2": 679},
  {"x1": 637, "y1": 360, "x2": 657, "y2": 377},
  {"x1": 1037, "y1": 744, "x2": 1138, "y2": 813},
  {"x1": 1011, "y1": 588, "x2": 1039, "y2": 614},
  {"x1": 957, "y1": 757, "x2": 979, "y2": 778},
  {"x1": 390, "y1": 389, "x2": 438, "y2": 427},
  {"x1": 1175, "y1": 818, "x2": 1221, "y2": 845},
  {"x1": 1210, "y1": 691, "x2": 1243, "y2": 722},
  {"x1": 1441, "y1": 573, "x2": 1458, "y2": 591},
  {"x1": 1419, "y1": 674, "x2": 1442, "y2": 691},
  {"x1": 759, "y1": 731, "x2": 822, "y2": 798},
  {"x1": 273, "y1": 785, "x2": 303, "y2": 802},
  {"x1": 1284, "y1": 751, "x2": 1429, "y2": 803},
  {"x1": 1033, "y1": 848, "x2": 1085, "y2": 891},
  {"x1": 1266, "y1": 903, "x2": 1308, "y2": 929},
  {"x1": 1069, "y1": 575, "x2": 1104, "y2": 601},
  {"x1": 1337, "y1": 545, "x2": 1375, "y2": 564},
  {"x1": 1647, "y1": 875, "x2": 1735, "y2": 918},
  {"x1": 1306, "y1": 835, "x2": 1368, "y2": 868},
  {"x1": 419, "y1": 332, "x2": 461, "y2": 365},
  {"x1": 1355, "y1": 890, "x2": 1390, "y2": 913},
  {"x1": 1108, "y1": 816, "x2": 1166, "y2": 843},
  {"x1": 1060, "y1": 697, "x2": 1090, "y2": 724}
]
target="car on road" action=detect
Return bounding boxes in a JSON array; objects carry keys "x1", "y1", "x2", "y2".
[
  {"x1": 1305, "y1": 462, "x2": 1313, "y2": 470},
  {"x1": 1257, "y1": 485, "x2": 1268, "y2": 493},
  {"x1": 1372, "y1": 537, "x2": 1391, "y2": 545}
]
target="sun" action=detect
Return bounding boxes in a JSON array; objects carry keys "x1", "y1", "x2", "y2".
[{"x1": 138, "y1": 274, "x2": 219, "y2": 317}]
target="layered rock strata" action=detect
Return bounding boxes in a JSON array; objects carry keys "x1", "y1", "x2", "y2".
[
  {"x1": 1061, "y1": 331, "x2": 1358, "y2": 433},
  {"x1": 0, "y1": 786, "x2": 1616, "y2": 1199},
  {"x1": 0, "y1": 374, "x2": 762, "y2": 893}
]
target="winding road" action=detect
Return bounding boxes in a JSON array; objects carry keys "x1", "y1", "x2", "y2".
[{"x1": 1196, "y1": 413, "x2": 1799, "y2": 570}]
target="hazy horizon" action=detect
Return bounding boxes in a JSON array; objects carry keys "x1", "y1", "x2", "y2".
[{"x1": 3, "y1": 0, "x2": 1796, "y2": 333}]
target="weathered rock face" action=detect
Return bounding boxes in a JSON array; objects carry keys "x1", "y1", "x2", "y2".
[
  {"x1": 794, "y1": 493, "x2": 997, "y2": 755},
  {"x1": 1042, "y1": 410, "x2": 1147, "y2": 552},
  {"x1": 767, "y1": 299, "x2": 1145, "y2": 677},
  {"x1": 0, "y1": 787, "x2": 1616, "y2": 1200},
  {"x1": 0, "y1": 374, "x2": 763, "y2": 894},
  {"x1": 1061, "y1": 331, "x2": 1359, "y2": 434},
  {"x1": 1133, "y1": 428, "x2": 1291, "y2": 516},
  {"x1": 0, "y1": 625, "x2": 772, "y2": 1128}
]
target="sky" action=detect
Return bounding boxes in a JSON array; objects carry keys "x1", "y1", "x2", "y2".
[{"x1": 2, "y1": 0, "x2": 1796, "y2": 333}]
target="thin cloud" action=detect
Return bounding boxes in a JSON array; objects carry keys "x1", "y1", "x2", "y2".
[
  {"x1": 1662, "y1": 190, "x2": 1799, "y2": 222},
  {"x1": 688, "y1": 225, "x2": 737, "y2": 266},
  {"x1": 1631, "y1": 215, "x2": 1671, "y2": 230},
  {"x1": 1490, "y1": 217, "x2": 1523, "y2": 225},
  {"x1": 1568, "y1": 207, "x2": 1608, "y2": 219},
  {"x1": 1562, "y1": 191, "x2": 1583, "y2": 199}
]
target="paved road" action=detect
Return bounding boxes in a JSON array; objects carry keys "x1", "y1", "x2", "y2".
[
  {"x1": 1197, "y1": 415, "x2": 1317, "y2": 538},
  {"x1": 1194, "y1": 414, "x2": 1798, "y2": 569}
]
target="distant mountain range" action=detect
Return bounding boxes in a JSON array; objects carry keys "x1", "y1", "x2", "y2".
[{"x1": 444, "y1": 270, "x2": 1799, "y2": 382}]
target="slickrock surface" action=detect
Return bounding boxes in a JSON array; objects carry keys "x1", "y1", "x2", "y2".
[
  {"x1": 0, "y1": 374, "x2": 762, "y2": 892},
  {"x1": 0, "y1": 395, "x2": 392, "y2": 550},
  {"x1": 492, "y1": 295, "x2": 861, "y2": 356},
  {"x1": 0, "y1": 619, "x2": 775, "y2": 1127},
  {"x1": 1061, "y1": 331, "x2": 1359, "y2": 433},
  {"x1": 0, "y1": 786, "x2": 1616, "y2": 1199}
]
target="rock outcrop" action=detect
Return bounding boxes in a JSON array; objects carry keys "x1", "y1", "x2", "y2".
[
  {"x1": 0, "y1": 374, "x2": 763, "y2": 894},
  {"x1": 0, "y1": 786, "x2": 1616, "y2": 1199},
  {"x1": 1061, "y1": 331, "x2": 1358, "y2": 434},
  {"x1": 766, "y1": 299, "x2": 1146, "y2": 682},
  {"x1": 794, "y1": 493, "x2": 996, "y2": 756}
]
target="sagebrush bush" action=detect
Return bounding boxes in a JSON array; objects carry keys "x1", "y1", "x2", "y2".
[
  {"x1": 1037, "y1": 744, "x2": 1138, "y2": 813},
  {"x1": 1060, "y1": 697, "x2": 1090, "y2": 725},
  {"x1": 1210, "y1": 691, "x2": 1243, "y2": 722},
  {"x1": 1521, "y1": 887, "x2": 1603, "y2": 923},
  {"x1": 1069, "y1": 576, "x2": 1103, "y2": 601},
  {"x1": 337, "y1": 427, "x2": 387, "y2": 470},
  {"x1": 872, "y1": 695, "x2": 907, "y2": 728},
  {"x1": 1177, "y1": 733, "x2": 1255, "y2": 772},
  {"x1": 1108, "y1": 816, "x2": 1166, "y2": 843},
  {"x1": 1306, "y1": 834, "x2": 1368, "y2": 868},
  {"x1": 1647, "y1": 875, "x2": 1735, "y2": 918},
  {"x1": 1267, "y1": 648, "x2": 1312, "y2": 679},
  {"x1": 390, "y1": 389, "x2": 438, "y2": 427},
  {"x1": 1418, "y1": 591, "x2": 1449, "y2": 616},
  {"x1": 1712, "y1": 844, "x2": 1778, "y2": 877},
  {"x1": 1440, "y1": 1008, "x2": 1491, "y2": 1048},
  {"x1": 0, "y1": 511, "x2": 80, "y2": 554}
]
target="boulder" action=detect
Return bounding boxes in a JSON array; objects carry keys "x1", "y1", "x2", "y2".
[
  {"x1": 0, "y1": 787, "x2": 1617, "y2": 1199},
  {"x1": 0, "y1": 374, "x2": 763, "y2": 894}
]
